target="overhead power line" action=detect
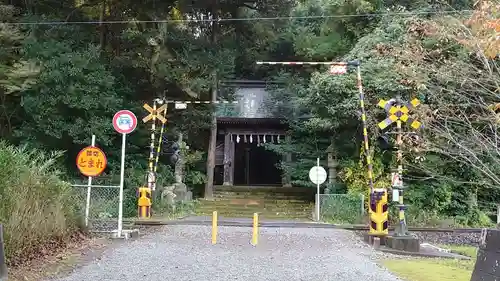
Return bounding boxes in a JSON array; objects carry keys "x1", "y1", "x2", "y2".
[{"x1": 6, "y1": 10, "x2": 473, "y2": 25}]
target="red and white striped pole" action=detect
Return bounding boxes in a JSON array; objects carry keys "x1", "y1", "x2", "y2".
[
  {"x1": 161, "y1": 100, "x2": 238, "y2": 109},
  {"x1": 162, "y1": 100, "x2": 238, "y2": 104},
  {"x1": 256, "y1": 61, "x2": 350, "y2": 74}
]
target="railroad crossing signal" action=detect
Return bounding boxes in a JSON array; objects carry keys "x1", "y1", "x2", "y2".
[
  {"x1": 143, "y1": 103, "x2": 167, "y2": 123},
  {"x1": 163, "y1": 100, "x2": 238, "y2": 105},
  {"x1": 377, "y1": 98, "x2": 422, "y2": 130}
]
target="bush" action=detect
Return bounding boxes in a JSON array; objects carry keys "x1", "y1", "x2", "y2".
[
  {"x1": 319, "y1": 193, "x2": 365, "y2": 224},
  {"x1": 0, "y1": 142, "x2": 81, "y2": 265}
]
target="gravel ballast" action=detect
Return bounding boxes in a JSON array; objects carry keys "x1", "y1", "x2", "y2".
[
  {"x1": 52, "y1": 225, "x2": 401, "y2": 281},
  {"x1": 412, "y1": 231, "x2": 482, "y2": 246},
  {"x1": 353, "y1": 230, "x2": 483, "y2": 247}
]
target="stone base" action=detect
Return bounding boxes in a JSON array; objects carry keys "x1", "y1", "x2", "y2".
[
  {"x1": 363, "y1": 233, "x2": 387, "y2": 247},
  {"x1": 111, "y1": 229, "x2": 140, "y2": 240},
  {"x1": 386, "y1": 235, "x2": 420, "y2": 252}
]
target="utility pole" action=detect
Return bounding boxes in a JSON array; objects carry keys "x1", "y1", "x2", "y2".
[
  {"x1": 205, "y1": 1, "x2": 218, "y2": 199},
  {"x1": 98, "y1": 0, "x2": 106, "y2": 49}
]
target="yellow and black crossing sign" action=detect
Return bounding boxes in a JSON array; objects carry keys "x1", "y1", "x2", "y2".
[
  {"x1": 377, "y1": 98, "x2": 422, "y2": 130},
  {"x1": 143, "y1": 103, "x2": 167, "y2": 123}
]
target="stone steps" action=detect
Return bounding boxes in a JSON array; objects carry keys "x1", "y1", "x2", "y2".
[
  {"x1": 212, "y1": 193, "x2": 313, "y2": 200},
  {"x1": 201, "y1": 198, "x2": 310, "y2": 205},
  {"x1": 196, "y1": 203, "x2": 312, "y2": 212},
  {"x1": 195, "y1": 210, "x2": 312, "y2": 219},
  {"x1": 195, "y1": 185, "x2": 314, "y2": 220},
  {"x1": 214, "y1": 185, "x2": 315, "y2": 194}
]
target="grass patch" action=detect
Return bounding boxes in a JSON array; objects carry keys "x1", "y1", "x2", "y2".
[
  {"x1": 382, "y1": 245, "x2": 478, "y2": 281},
  {"x1": 439, "y1": 244, "x2": 478, "y2": 258},
  {"x1": 153, "y1": 199, "x2": 199, "y2": 219},
  {"x1": 382, "y1": 259, "x2": 474, "y2": 281},
  {"x1": 0, "y1": 143, "x2": 82, "y2": 266}
]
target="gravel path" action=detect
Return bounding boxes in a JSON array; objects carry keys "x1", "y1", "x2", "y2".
[{"x1": 52, "y1": 226, "x2": 402, "y2": 281}]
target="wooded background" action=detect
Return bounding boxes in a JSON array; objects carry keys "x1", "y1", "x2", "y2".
[{"x1": 0, "y1": 0, "x2": 498, "y2": 264}]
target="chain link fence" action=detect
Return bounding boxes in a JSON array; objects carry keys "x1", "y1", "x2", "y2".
[
  {"x1": 318, "y1": 193, "x2": 365, "y2": 224},
  {"x1": 71, "y1": 183, "x2": 121, "y2": 232}
]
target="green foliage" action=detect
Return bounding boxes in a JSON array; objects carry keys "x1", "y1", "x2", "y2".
[
  {"x1": 338, "y1": 148, "x2": 391, "y2": 193},
  {"x1": 154, "y1": 199, "x2": 200, "y2": 218},
  {"x1": 320, "y1": 193, "x2": 365, "y2": 224},
  {"x1": 181, "y1": 142, "x2": 207, "y2": 186},
  {"x1": 19, "y1": 37, "x2": 122, "y2": 147}
]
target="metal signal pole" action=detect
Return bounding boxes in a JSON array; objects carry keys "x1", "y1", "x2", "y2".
[{"x1": 377, "y1": 96, "x2": 422, "y2": 236}]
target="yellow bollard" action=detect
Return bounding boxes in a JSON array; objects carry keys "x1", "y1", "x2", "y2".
[
  {"x1": 251, "y1": 212, "x2": 259, "y2": 246},
  {"x1": 137, "y1": 187, "x2": 152, "y2": 219},
  {"x1": 212, "y1": 211, "x2": 218, "y2": 245}
]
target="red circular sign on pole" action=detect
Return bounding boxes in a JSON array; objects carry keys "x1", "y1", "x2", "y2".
[{"x1": 113, "y1": 110, "x2": 137, "y2": 134}]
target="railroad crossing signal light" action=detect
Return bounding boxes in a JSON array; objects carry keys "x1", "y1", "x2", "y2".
[{"x1": 377, "y1": 98, "x2": 422, "y2": 130}]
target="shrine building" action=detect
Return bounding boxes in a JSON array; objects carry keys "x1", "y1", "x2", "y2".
[{"x1": 213, "y1": 80, "x2": 291, "y2": 187}]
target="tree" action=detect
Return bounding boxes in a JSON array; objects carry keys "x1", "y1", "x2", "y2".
[
  {"x1": 262, "y1": 0, "x2": 389, "y2": 190},
  {"x1": 463, "y1": 0, "x2": 499, "y2": 59},
  {"x1": 0, "y1": 5, "x2": 40, "y2": 138}
]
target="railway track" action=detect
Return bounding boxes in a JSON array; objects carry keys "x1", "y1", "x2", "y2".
[
  {"x1": 132, "y1": 217, "x2": 490, "y2": 233},
  {"x1": 345, "y1": 225, "x2": 489, "y2": 246},
  {"x1": 341, "y1": 225, "x2": 488, "y2": 233},
  {"x1": 94, "y1": 218, "x2": 488, "y2": 245}
]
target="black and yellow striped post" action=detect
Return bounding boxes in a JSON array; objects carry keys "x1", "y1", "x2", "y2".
[
  {"x1": 352, "y1": 62, "x2": 385, "y2": 236},
  {"x1": 377, "y1": 97, "x2": 422, "y2": 236},
  {"x1": 137, "y1": 186, "x2": 152, "y2": 219},
  {"x1": 154, "y1": 105, "x2": 168, "y2": 175}
]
